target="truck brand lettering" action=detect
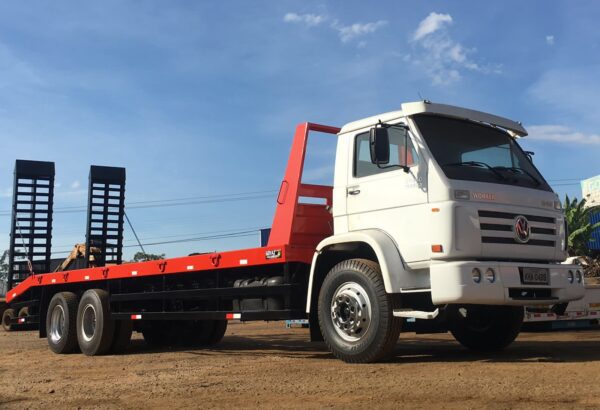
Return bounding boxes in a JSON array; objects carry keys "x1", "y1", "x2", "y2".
[
  {"x1": 265, "y1": 250, "x2": 282, "y2": 259},
  {"x1": 472, "y1": 192, "x2": 496, "y2": 201}
]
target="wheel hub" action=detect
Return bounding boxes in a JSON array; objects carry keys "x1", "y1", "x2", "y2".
[
  {"x1": 81, "y1": 304, "x2": 97, "y2": 342},
  {"x1": 331, "y1": 282, "x2": 371, "y2": 342},
  {"x1": 49, "y1": 305, "x2": 65, "y2": 343}
]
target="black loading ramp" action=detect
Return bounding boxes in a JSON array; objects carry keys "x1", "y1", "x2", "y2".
[
  {"x1": 8, "y1": 160, "x2": 55, "y2": 290},
  {"x1": 85, "y1": 166, "x2": 126, "y2": 267}
]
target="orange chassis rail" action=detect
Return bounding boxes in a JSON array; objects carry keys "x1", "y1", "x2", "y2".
[{"x1": 7, "y1": 122, "x2": 341, "y2": 306}]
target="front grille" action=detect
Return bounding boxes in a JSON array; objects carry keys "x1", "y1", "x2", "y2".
[
  {"x1": 478, "y1": 210, "x2": 555, "y2": 224},
  {"x1": 481, "y1": 237, "x2": 555, "y2": 247},
  {"x1": 478, "y1": 210, "x2": 557, "y2": 248}
]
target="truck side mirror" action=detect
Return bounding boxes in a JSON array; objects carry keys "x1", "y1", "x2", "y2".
[
  {"x1": 524, "y1": 151, "x2": 535, "y2": 162},
  {"x1": 369, "y1": 127, "x2": 390, "y2": 165}
]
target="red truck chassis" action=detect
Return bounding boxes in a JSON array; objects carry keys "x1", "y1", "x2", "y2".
[{"x1": 6, "y1": 123, "x2": 340, "y2": 335}]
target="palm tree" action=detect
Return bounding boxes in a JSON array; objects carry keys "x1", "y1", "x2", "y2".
[{"x1": 563, "y1": 196, "x2": 600, "y2": 256}]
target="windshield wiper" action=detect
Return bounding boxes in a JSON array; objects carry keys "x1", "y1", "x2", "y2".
[
  {"x1": 442, "y1": 161, "x2": 507, "y2": 181},
  {"x1": 494, "y1": 166, "x2": 541, "y2": 186}
]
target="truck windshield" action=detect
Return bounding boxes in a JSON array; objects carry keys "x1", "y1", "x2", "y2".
[{"x1": 412, "y1": 114, "x2": 552, "y2": 192}]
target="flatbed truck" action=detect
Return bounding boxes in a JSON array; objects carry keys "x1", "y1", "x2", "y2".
[{"x1": 3, "y1": 101, "x2": 586, "y2": 363}]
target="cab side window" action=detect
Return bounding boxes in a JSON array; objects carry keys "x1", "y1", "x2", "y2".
[{"x1": 354, "y1": 127, "x2": 419, "y2": 178}]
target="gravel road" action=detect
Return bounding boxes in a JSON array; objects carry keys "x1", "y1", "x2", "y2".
[{"x1": 1, "y1": 322, "x2": 599, "y2": 409}]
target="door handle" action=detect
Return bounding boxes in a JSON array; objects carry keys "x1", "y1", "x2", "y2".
[{"x1": 348, "y1": 187, "x2": 361, "y2": 195}]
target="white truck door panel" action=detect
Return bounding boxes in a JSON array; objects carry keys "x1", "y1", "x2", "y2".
[{"x1": 346, "y1": 128, "x2": 429, "y2": 263}]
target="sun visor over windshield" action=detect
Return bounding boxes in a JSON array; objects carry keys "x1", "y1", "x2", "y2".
[{"x1": 402, "y1": 101, "x2": 528, "y2": 137}]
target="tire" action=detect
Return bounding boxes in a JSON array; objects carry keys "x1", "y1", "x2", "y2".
[
  {"x1": 317, "y1": 259, "x2": 401, "y2": 363},
  {"x1": 207, "y1": 320, "x2": 228, "y2": 346},
  {"x1": 110, "y1": 320, "x2": 133, "y2": 354},
  {"x1": 46, "y1": 292, "x2": 79, "y2": 353},
  {"x1": 76, "y1": 289, "x2": 115, "y2": 356},
  {"x1": 180, "y1": 320, "x2": 228, "y2": 347},
  {"x1": 142, "y1": 321, "x2": 175, "y2": 347},
  {"x1": 18, "y1": 307, "x2": 29, "y2": 318},
  {"x1": 448, "y1": 305, "x2": 524, "y2": 352},
  {"x1": 2, "y1": 308, "x2": 16, "y2": 332}
]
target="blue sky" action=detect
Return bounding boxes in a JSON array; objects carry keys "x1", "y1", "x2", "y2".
[{"x1": 1, "y1": 1, "x2": 599, "y2": 260}]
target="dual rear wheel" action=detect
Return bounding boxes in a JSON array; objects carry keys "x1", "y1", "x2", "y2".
[
  {"x1": 142, "y1": 319, "x2": 227, "y2": 348},
  {"x1": 46, "y1": 289, "x2": 227, "y2": 355},
  {"x1": 46, "y1": 289, "x2": 132, "y2": 355}
]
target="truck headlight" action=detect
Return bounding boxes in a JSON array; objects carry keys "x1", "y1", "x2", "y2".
[
  {"x1": 472, "y1": 268, "x2": 482, "y2": 283},
  {"x1": 568, "y1": 270, "x2": 574, "y2": 284},
  {"x1": 485, "y1": 268, "x2": 496, "y2": 283},
  {"x1": 575, "y1": 270, "x2": 582, "y2": 284}
]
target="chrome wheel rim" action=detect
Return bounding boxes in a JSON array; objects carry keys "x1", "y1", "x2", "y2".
[
  {"x1": 49, "y1": 305, "x2": 65, "y2": 343},
  {"x1": 331, "y1": 282, "x2": 372, "y2": 342},
  {"x1": 81, "y1": 304, "x2": 97, "y2": 342}
]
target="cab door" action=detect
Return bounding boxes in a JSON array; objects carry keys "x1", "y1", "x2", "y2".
[{"x1": 346, "y1": 124, "x2": 429, "y2": 263}]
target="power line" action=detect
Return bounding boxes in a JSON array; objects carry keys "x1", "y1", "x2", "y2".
[
  {"x1": 0, "y1": 189, "x2": 278, "y2": 216},
  {"x1": 49, "y1": 229, "x2": 259, "y2": 256},
  {"x1": 49, "y1": 225, "x2": 269, "y2": 250}
]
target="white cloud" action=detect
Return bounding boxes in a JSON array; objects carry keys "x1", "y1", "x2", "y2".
[
  {"x1": 546, "y1": 35, "x2": 555, "y2": 45},
  {"x1": 412, "y1": 12, "x2": 452, "y2": 41},
  {"x1": 527, "y1": 125, "x2": 600, "y2": 145},
  {"x1": 283, "y1": 13, "x2": 326, "y2": 27},
  {"x1": 283, "y1": 12, "x2": 386, "y2": 46},
  {"x1": 333, "y1": 20, "x2": 387, "y2": 43},
  {"x1": 70, "y1": 180, "x2": 81, "y2": 189},
  {"x1": 409, "y1": 12, "x2": 498, "y2": 85}
]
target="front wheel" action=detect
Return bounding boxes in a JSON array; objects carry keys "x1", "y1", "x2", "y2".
[
  {"x1": 317, "y1": 259, "x2": 401, "y2": 363},
  {"x1": 447, "y1": 305, "x2": 523, "y2": 351}
]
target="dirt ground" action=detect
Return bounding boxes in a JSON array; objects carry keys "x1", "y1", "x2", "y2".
[{"x1": 1, "y1": 323, "x2": 599, "y2": 409}]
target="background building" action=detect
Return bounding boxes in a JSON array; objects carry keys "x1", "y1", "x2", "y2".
[{"x1": 581, "y1": 175, "x2": 600, "y2": 251}]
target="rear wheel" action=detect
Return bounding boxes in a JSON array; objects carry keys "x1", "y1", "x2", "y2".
[
  {"x1": 448, "y1": 305, "x2": 523, "y2": 351},
  {"x1": 180, "y1": 320, "x2": 228, "y2": 347},
  {"x1": 18, "y1": 307, "x2": 29, "y2": 318},
  {"x1": 46, "y1": 292, "x2": 79, "y2": 353},
  {"x1": 110, "y1": 320, "x2": 133, "y2": 354},
  {"x1": 318, "y1": 259, "x2": 401, "y2": 363},
  {"x1": 142, "y1": 321, "x2": 175, "y2": 347},
  {"x1": 76, "y1": 289, "x2": 115, "y2": 356},
  {"x1": 2, "y1": 308, "x2": 16, "y2": 332},
  {"x1": 207, "y1": 320, "x2": 228, "y2": 345}
]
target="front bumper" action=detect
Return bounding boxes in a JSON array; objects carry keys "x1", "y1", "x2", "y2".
[{"x1": 430, "y1": 261, "x2": 585, "y2": 306}]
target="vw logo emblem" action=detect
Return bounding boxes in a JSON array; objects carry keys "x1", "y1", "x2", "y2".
[{"x1": 514, "y1": 215, "x2": 531, "y2": 243}]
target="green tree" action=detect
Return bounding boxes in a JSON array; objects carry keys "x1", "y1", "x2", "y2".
[
  {"x1": 132, "y1": 252, "x2": 165, "y2": 262},
  {"x1": 564, "y1": 195, "x2": 600, "y2": 256}
]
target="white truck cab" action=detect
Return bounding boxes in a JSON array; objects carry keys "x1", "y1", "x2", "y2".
[{"x1": 308, "y1": 101, "x2": 585, "y2": 362}]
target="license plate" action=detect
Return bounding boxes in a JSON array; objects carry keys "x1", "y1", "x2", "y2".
[{"x1": 521, "y1": 267, "x2": 550, "y2": 285}]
